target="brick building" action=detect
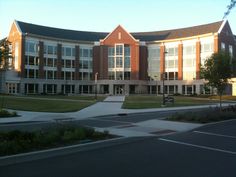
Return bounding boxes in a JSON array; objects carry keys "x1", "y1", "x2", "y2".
[{"x1": 0, "y1": 20, "x2": 235, "y2": 95}]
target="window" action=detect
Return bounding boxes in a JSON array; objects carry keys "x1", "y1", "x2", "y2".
[
  {"x1": 167, "y1": 47, "x2": 178, "y2": 56},
  {"x1": 124, "y1": 47, "x2": 130, "y2": 56},
  {"x1": 124, "y1": 72, "x2": 130, "y2": 80},
  {"x1": 108, "y1": 47, "x2": 115, "y2": 56},
  {"x1": 29, "y1": 56, "x2": 35, "y2": 65},
  {"x1": 66, "y1": 47, "x2": 71, "y2": 56},
  {"x1": 124, "y1": 56, "x2": 130, "y2": 68},
  {"x1": 184, "y1": 45, "x2": 196, "y2": 55},
  {"x1": 66, "y1": 60, "x2": 71, "y2": 68},
  {"x1": 48, "y1": 58, "x2": 54, "y2": 67},
  {"x1": 62, "y1": 47, "x2": 75, "y2": 57},
  {"x1": 116, "y1": 45, "x2": 123, "y2": 55},
  {"x1": 229, "y1": 45, "x2": 233, "y2": 57},
  {"x1": 25, "y1": 41, "x2": 38, "y2": 53},
  {"x1": 108, "y1": 71, "x2": 115, "y2": 80},
  {"x1": 201, "y1": 43, "x2": 213, "y2": 53},
  {"x1": 44, "y1": 45, "x2": 57, "y2": 55},
  {"x1": 116, "y1": 57, "x2": 123, "y2": 68},
  {"x1": 83, "y1": 49, "x2": 89, "y2": 57},
  {"x1": 221, "y1": 42, "x2": 225, "y2": 51}
]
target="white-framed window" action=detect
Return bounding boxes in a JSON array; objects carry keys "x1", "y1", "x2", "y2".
[
  {"x1": 25, "y1": 41, "x2": 38, "y2": 53},
  {"x1": 147, "y1": 45, "x2": 161, "y2": 80},
  {"x1": 229, "y1": 45, "x2": 233, "y2": 57},
  {"x1": 44, "y1": 45, "x2": 57, "y2": 55},
  {"x1": 62, "y1": 47, "x2": 75, "y2": 57},
  {"x1": 221, "y1": 42, "x2": 226, "y2": 51},
  {"x1": 108, "y1": 44, "x2": 131, "y2": 80}
]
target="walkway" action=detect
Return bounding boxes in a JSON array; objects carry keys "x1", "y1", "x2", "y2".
[{"x1": 0, "y1": 95, "x2": 231, "y2": 137}]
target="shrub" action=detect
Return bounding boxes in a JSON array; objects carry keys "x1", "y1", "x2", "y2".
[
  {"x1": 0, "y1": 109, "x2": 18, "y2": 118},
  {"x1": 167, "y1": 105, "x2": 236, "y2": 123},
  {"x1": 0, "y1": 125, "x2": 111, "y2": 156}
]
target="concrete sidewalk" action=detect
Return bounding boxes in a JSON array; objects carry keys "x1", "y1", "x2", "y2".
[
  {"x1": 0, "y1": 96, "x2": 232, "y2": 137},
  {"x1": 0, "y1": 95, "x2": 234, "y2": 124}
]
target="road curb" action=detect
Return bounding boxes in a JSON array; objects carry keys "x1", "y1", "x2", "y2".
[{"x1": 0, "y1": 136, "x2": 147, "y2": 167}]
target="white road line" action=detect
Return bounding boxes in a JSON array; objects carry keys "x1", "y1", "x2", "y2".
[
  {"x1": 159, "y1": 138, "x2": 236, "y2": 155},
  {"x1": 194, "y1": 131, "x2": 236, "y2": 139}
]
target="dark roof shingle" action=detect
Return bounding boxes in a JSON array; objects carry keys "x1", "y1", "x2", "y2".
[{"x1": 16, "y1": 20, "x2": 223, "y2": 42}]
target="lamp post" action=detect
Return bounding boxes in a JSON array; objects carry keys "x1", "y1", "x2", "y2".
[
  {"x1": 95, "y1": 72, "x2": 98, "y2": 100},
  {"x1": 162, "y1": 72, "x2": 166, "y2": 106},
  {"x1": 162, "y1": 51, "x2": 168, "y2": 106},
  {"x1": 154, "y1": 75, "x2": 158, "y2": 96}
]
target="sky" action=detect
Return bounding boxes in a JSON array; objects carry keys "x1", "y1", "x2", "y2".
[{"x1": 0, "y1": 0, "x2": 235, "y2": 39}]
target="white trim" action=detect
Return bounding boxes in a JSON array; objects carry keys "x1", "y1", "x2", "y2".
[
  {"x1": 159, "y1": 138, "x2": 236, "y2": 155},
  {"x1": 13, "y1": 20, "x2": 22, "y2": 34},
  {"x1": 218, "y1": 20, "x2": 227, "y2": 34},
  {"x1": 102, "y1": 25, "x2": 139, "y2": 43},
  {"x1": 193, "y1": 131, "x2": 236, "y2": 139}
]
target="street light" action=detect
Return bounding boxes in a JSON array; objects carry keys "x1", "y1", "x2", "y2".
[
  {"x1": 162, "y1": 51, "x2": 168, "y2": 106},
  {"x1": 154, "y1": 75, "x2": 158, "y2": 96},
  {"x1": 95, "y1": 72, "x2": 98, "y2": 100},
  {"x1": 162, "y1": 72, "x2": 166, "y2": 106}
]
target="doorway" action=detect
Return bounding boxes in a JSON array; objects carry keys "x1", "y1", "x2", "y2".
[{"x1": 114, "y1": 85, "x2": 124, "y2": 95}]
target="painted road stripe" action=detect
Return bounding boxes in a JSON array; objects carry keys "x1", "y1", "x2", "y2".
[
  {"x1": 159, "y1": 138, "x2": 236, "y2": 155},
  {"x1": 194, "y1": 131, "x2": 236, "y2": 139}
]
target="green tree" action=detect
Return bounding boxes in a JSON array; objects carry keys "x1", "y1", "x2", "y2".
[
  {"x1": 0, "y1": 38, "x2": 12, "y2": 70},
  {"x1": 201, "y1": 51, "x2": 233, "y2": 109}
]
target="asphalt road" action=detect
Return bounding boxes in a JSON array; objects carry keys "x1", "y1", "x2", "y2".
[
  {"x1": 1, "y1": 119, "x2": 236, "y2": 177},
  {"x1": 0, "y1": 108, "x2": 207, "y2": 131}
]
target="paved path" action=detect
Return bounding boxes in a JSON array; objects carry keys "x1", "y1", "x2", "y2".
[{"x1": 0, "y1": 96, "x2": 233, "y2": 137}]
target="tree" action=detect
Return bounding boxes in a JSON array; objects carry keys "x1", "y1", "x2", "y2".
[
  {"x1": 201, "y1": 51, "x2": 233, "y2": 109},
  {"x1": 0, "y1": 38, "x2": 12, "y2": 70}
]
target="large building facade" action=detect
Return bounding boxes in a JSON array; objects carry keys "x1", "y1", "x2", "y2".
[{"x1": 0, "y1": 20, "x2": 235, "y2": 95}]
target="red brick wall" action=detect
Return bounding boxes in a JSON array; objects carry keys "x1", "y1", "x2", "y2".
[
  {"x1": 101, "y1": 25, "x2": 140, "y2": 80},
  {"x1": 178, "y1": 43, "x2": 183, "y2": 80},
  {"x1": 196, "y1": 40, "x2": 201, "y2": 80},
  {"x1": 139, "y1": 46, "x2": 148, "y2": 80},
  {"x1": 99, "y1": 46, "x2": 108, "y2": 80},
  {"x1": 93, "y1": 46, "x2": 100, "y2": 80},
  {"x1": 160, "y1": 45, "x2": 165, "y2": 79},
  {"x1": 38, "y1": 41, "x2": 44, "y2": 79},
  {"x1": 57, "y1": 44, "x2": 62, "y2": 79},
  {"x1": 75, "y1": 45, "x2": 80, "y2": 80},
  {"x1": 8, "y1": 22, "x2": 24, "y2": 77}
]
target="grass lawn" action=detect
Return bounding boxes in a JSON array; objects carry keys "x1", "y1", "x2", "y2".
[
  {"x1": 209, "y1": 95, "x2": 236, "y2": 101},
  {"x1": 0, "y1": 95, "x2": 102, "y2": 112},
  {"x1": 122, "y1": 95, "x2": 219, "y2": 109}
]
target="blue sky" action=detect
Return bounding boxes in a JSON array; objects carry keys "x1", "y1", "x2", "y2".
[{"x1": 0, "y1": 0, "x2": 235, "y2": 39}]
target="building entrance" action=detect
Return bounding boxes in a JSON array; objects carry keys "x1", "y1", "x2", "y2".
[{"x1": 114, "y1": 85, "x2": 124, "y2": 95}]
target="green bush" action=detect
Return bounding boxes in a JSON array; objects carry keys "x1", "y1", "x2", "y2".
[
  {"x1": 0, "y1": 109, "x2": 17, "y2": 118},
  {"x1": 167, "y1": 106, "x2": 236, "y2": 123},
  {"x1": 0, "y1": 126, "x2": 111, "y2": 156}
]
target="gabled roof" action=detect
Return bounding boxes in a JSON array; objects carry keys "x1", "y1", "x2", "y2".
[
  {"x1": 17, "y1": 21, "x2": 108, "y2": 42},
  {"x1": 132, "y1": 21, "x2": 224, "y2": 41},
  {"x1": 15, "y1": 20, "x2": 224, "y2": 42}
]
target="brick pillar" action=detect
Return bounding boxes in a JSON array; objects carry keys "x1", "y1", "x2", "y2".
[
  {"x1": 75, "y1": 45, "x2": 80, "y2": 80},
  {"x1": 178, "y1": 43, "x2": 183, "y2": 80},
  {"x1": 160, "y1": 44, "x2": 165, "y2": 79},
  {"x1": 93, "y1": 46, "x2": 100, "y2": 80},
  {"x1": 20, "y1": 36, "x2": 25, "y2": 78},
  {"x1": 196, "y1": 40, "x2": 201, "y2": 80},
  {"x1": 57, "y1": 44, "x2": 62, "y2": 79},
  {"x1": 38, "y1": 41, "x2": 44, "y2": 79},
  {"x1": 214, "y1": 34, "x2": 219, "y2": 53},
  {"x1": 139, "y1": 46, "x2": 148, "y2": 80},
  {"x1": 131, "y1": 42, "x2": 140, "y2": 80},
  {"x1": 100, "y1": 45, "x2": 108, "y2": 80}
]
